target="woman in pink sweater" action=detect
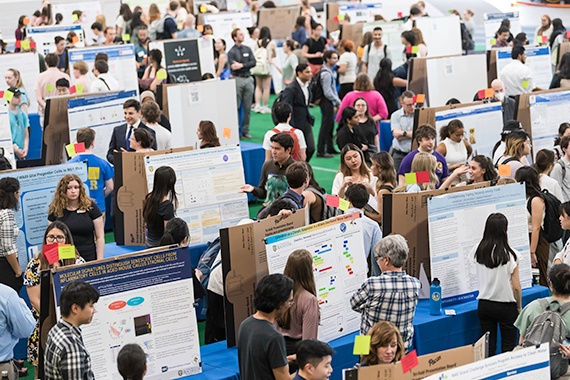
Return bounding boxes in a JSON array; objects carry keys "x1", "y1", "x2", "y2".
[{"x1": 336, "y1": 73, "x2": 388, "y2": 123}]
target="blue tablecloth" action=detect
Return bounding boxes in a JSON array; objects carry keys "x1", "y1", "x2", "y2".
[
  {"x1": 240, "y1": 141, "x2": 265, "y2": 202},
  {"x1": 379, "y1": 120, "x2": 392, "y2": 152}
]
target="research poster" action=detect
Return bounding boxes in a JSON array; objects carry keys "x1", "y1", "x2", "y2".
[
  {"x1": 51, "y1": 1, "x2": 102, "y2": 25},
  {"x1": 265, "y1": 212, "x2": 367, "y2": 343},
  {"x1": 0, "y1": 104, "x2": 16, "y2": 169},
  {"x1": 484, "y1": 12, "x2": 522, "y2": 50},
  {"x1": 52, "y1": 248, "x2": 202, "y2": 380},
  {"x1": 529, "y1": 90, "x2": 570, "y2": 158},
  {"x1": 68, "y1": 45, "x2": 139, "y2": 94},
  {"x1": 435, "y1": 102, "x2": 503, "y2": 158},
  {"x1": 362, "y1": 20, "x2": 406, "y2": 68},
  {"x1": 67, "y1": 90, "x2": 138, "y2": 159},
  {"x1": 27, "y1": 24, "x2": 85, "y2": 55},
  {"x1": 424, "y1": 343, "x2": 549, "y2": 380},
  {"x1": 338, "y1": 2, "x2": 382, "y2": 23},
  {"x1": 0, "y1": 162, "x2": 88, "y2": 270},
  {"x1": 203, "y1": 12, "x2": 253, "y2": 51},
  {"x1": 144, "y1": 145, "x2": 249, "y2": 246},
  {"x1": 150, "y1": 38, "x2": 215, "y2": 82},
  {"x1": 496, "y1": 46, "x2": 552, "y2": 90},
  {"x1": 427, "y1": 183, "x2": 532, "y2": 305},
  {"x1": 0, "y1": 53, "x2": 40, "y2": 114}
]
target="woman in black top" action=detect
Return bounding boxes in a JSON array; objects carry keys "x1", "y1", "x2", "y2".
[
  {"x1": 336, "y1": 106, "x2": 367, "y2": 154},
  {"x1": 353, "y1": 97, "x2": 379, "y2": 162},
  {"x1": 373, "y1": 58, "x2": 401, "y2": 117},
  {"x1": 48, "y1": 174, "x2": 104, "y2": 261},
  {"x1": 143, "y1": 166, "x2": 177, "y2": 248}
]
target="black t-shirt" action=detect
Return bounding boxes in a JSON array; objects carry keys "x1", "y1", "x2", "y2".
[
  {"x1": 238, "y1": 316, "x2": 288, "y2": 380},
  {"x1": 336, "y1": 126, "x2": 366, "y2": 152},
  {"x1": 304, "y1": 37, "x2": 327, "y2": 65},
  {"x1": 146, "y1": 200, "x2": 175, "y2": 244},
  {"x1": 48, "y1": 201, "x2": 102, "y2": 262},
  {"x1": 359, "y1": 121, "x2": 379, "y2": 147}
]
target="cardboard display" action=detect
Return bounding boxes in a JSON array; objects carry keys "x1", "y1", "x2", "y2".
[
  {"x1": 516, "y1": 88, "x2": 567, "y2": 144},
  {"x1": 257, "y1": 7, "x2": 301, "y2": 40},
  {"x1": 486, "y1": 50, "x2": 497, "y2": 88},
  {"x1": 327, "y1": 2, "x2": 340, "y2": 33},
  {"x1": 557, "y1": 42, "x2": 570, "y2": 70},
  {"x1": 341, "y1": 23, "x2": 364, "y2": 50},
  {"x1": 221, "y1": 209, "x2": 308, "y2": 347}
]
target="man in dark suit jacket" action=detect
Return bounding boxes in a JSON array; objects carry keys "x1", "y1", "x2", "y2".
[
  {"x1": 281, "y1": 63, "x2": 315, "y2": 161},
  {"x1": 107, "y1": 99, "x2": 157, "y2": 164}
]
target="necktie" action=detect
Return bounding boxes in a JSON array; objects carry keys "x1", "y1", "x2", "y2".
[{"x1": 126, "y1": 126, "x2": 133, "y2": 151}]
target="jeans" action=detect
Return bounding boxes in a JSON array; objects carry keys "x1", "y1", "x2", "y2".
[
  {"x1": 478, "y1": 299, "x2": 518, "y2": 356},
  {"x1": 235, "y1": 76, "x2": 254, "y2": 134},
  {"x1": 392, "y1": 149, "x2": 408, "y2": 172},
  {"x1": 317, "y1": 97, "x2": 335, "y2": 154}
]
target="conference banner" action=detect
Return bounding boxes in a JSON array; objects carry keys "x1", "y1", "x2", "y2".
[{"x1": 265, "y1": 212, "x2": 367, "y2": 342}]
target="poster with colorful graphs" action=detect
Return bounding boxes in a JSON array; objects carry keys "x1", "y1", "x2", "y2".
[{"x1": 265, "y1": 212, "x2": 367, "y2": 342}]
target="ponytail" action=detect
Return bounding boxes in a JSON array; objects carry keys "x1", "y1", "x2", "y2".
[{"x1": 549, "y1": 263, "x2": 570, "y2": 295}]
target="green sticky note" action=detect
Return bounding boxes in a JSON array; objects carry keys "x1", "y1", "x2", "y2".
[
  {"x1": 353, "y1": 335, "x2": 371, "y2": 355},
  {"x1": 72, "y1": 13, "x2": 79, "y2": 21},
  {"x1": 522, "y1": 80, "x2": 530, "y2": 89},
  {"x1": 76, "y1": 84, "x2": 84, "y2": 94},
  {"x1": 58, "y1": 245, "x2": 76, "y2": 259},
  {"x1": 21, "y1": 40, "x2": 30, "y2": 50},
  {"x1": 490, "y1": 38, "x2": 497, "y2": 45},
  {"x1": 122, "y1": 34, "x2": 130, "y2": 41},
  {"x1": 411, "y1": 46, "x2": 419, "y2": 54},
  {"x1": 338, "y1": 198, "x2": 350, "y2": 212},
  {"x1": 65, "y1": 143, "x2": 76, "y2": 157},
  {"x1": 47, "y1": 84, "x2": 54, "y2": 92},
  {"x1": 157, "y1": 70, "x2": 167, "y2": 80},
  {"x1": 405, "y1": 172, "x2": 417, "y2": 185},
  {"x1": 238, "y1": 1, "x2": 243, "y2": 6},
  {"x1": 3, "y1": 90, "x2": 13, "y2": 102}
]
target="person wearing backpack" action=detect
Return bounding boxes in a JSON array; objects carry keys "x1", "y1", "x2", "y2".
[
  {"x1": 554, "y1": 201, "x2": 570, "y2": 265},
  {"x1": 469, "y1": 213, "x2": 522, "y2": 357},
  {"x1": 252, "y1": 27, "x2": 276, "y2": 114},
  {"x1": 302, "y1": 164, "x2": 341, "y2": 223},
  {"x1": 496, "y1": 130, "x2": 531, "y2": 179},
  {"x1": 317, "y1": 50, "x2": 341, "y2": 158},
  {"x1": 516, "y1": 167, "x2": 552, "y2": 286},
  {"x1": 551, "y1": 135, "x2": 570, "y2": 202},
  {"x1": 155, "y1": 1, "x2": 179, "y2": 40},
  {"x1": 362, "y1": 27, "x2": 391, "y2": 82},
  {"x1": 515, "y1": 264, "x2": 570, "y2": 379},
  {"x1": 263, "y1": 102, "x2": 306, "y2": 162}
]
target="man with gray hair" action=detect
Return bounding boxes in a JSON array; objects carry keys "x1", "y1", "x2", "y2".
[{"x1": 350, "y1": 234, "x2": 421, "y2": 350}]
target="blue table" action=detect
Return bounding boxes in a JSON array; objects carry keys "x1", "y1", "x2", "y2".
[
  {"x1": 240, "y1": 141, "x2": 264, "y2": 202},
  {"x1": 379, "y1": 120, "x2": 392, "y2": 152}
]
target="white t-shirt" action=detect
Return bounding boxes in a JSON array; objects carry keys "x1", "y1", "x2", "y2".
[
  {"x1": 90, "y1": 73, "x2": 120, "y2": 93},
  {"x1": 555, "y1": 239, "x2": 570, "y2": 265},
  {"x1": 262, "y1": 124, "x2": 307, "y2": 150},
  {"x1": 469, "y1": 245, "x2": 519, "y2": 303},
  {"x1": 331, "y1": 171, "x2": 378, "y2": 196},
  {"x1": 338, "y1": 51, "x2": 357, "y2": 84},
  {"x1": 500, "y1": 59, "x2": 535, "y2": 96},
  {"x1": 147, "y1": 123, "x2": 172, "y2": 151},
  {"x1": 207, "y1": 251, "x2": 223, "y2": 296},
  {"x1": 115, "y1": 15, "x2": 125, "y2": 31},
  {"x1": 540, "y1": 173, "x2": 564, "y2": 201},
  {"x1": 361, "y1": 43, "x2": 391, "y2": 81}
]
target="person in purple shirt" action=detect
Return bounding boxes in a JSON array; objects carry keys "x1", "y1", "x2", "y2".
[
  {"x1": 397, "y1": 124, "x2": 449, "y2": 187},
  {"x1": 292, "y1": 339, "x2": 335, "y2": 380}
]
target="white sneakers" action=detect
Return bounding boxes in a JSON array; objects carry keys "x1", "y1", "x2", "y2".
[{"x1": 253, "y1": 104, "x2": 271, "y2": 114}]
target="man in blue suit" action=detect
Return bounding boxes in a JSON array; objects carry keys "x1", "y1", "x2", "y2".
[{"x1": 107, "y1": 99, "x2": 157, "y2": 164}]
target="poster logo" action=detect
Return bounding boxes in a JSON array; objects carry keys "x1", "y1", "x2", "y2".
[
  {"x1": 161, "y1": 366, "x2": 168, "y2": 372},
  {"x1": 178, "y1": 370, "x2": 183, "y2": 376},
  {"x1": 223, "y1": 155, "x2": 228, "y2": 162},
  {"x1": 272, "y1": 245, "x2": 277, "y2": 252},
  {"x1": 175, "y1": 46, "x2": 186, "y2": 57},
  {"x1": 432, "y1": 292, "x2": 440, "y2": 301},
  {"x1": 339, "y1": 223, "x2": 347, "y2": 233}
]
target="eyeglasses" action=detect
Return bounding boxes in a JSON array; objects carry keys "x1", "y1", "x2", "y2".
[{"x1": 46, "y1": 235, "x2": 66, "y2": 243}]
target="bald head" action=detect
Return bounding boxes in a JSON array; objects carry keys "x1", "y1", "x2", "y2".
[
  {"x1": 184, "y1": 14, "x2": 196, "y2": 29},
  {"x1": 491, "y1": 79, "x2": 506, "y2": 101}
]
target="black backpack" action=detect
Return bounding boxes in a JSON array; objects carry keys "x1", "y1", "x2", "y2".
[
  {"x1": 0, "y1": 148, "x2": 12, "y2": 171},
  {"x1": 527, "y1": 189, "x2": 563, "y2": 243},
  {"x1": 309, "y1": 69, "x2": 323, "y2": 105},
  {"x1": 460, "y1": 23, "x2": 474, "y2": 51},
  {"x1": 304, "y1": 188, "x2": 342, "y2": 222}
]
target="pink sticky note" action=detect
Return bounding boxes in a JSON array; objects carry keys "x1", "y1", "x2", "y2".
[
  {"x1": 43, "y1": 243, "x2": 60, "y2": 265},
  {"x1": 30, "y1": 41, "x2": 36, "y2": 48},
  {"x1": 478, "y1": 89, "x2": 486, "y2": 99},
  {"x1": 326, "y1": 194, "x2": 339, "y2": 208},
  {"x1": 69, "y1": 85, "x2": 76, "y2": 94},
  {"x1": 397, "y1": 12, "x2": 403, "y2": 17},
  {"x1": 416, "y1": 171, "x2": 429, "y2": 184},
  {"x1": 567, "y1": 30, "x2": 570, "y2": 39},
  {"x1": 406, "y1": 46, "x2": 412, "y2": 53},
  {"x1": 15, "y1": 40, "x2": 21, "y2": 48},
  {"x1": 401, "y1": 349, "x2": 419, "y2": 373},
  {"x1": 74, "y1": 142, "x2": 86, "y2": 153},
  {"x1": 542, "y1": 35, "x2": 548, "y2": 43}
]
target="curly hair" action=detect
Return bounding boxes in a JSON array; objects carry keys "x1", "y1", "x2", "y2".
[{"x1": 48, "y1": 174, "x2": 92, "y2": 218}]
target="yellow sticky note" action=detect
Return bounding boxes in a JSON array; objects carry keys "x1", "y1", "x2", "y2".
[
  {"x1": 490, "y1": 38, "x2": 497, "y2": 45},
  {"x1": 72, "y1": 13, "x2": 79, "y2": 21},
  {"x1": 522, "y1": 80, "x2": 530, "y2": 89},
  {"x1": 76, "y1": 84, "x2": 84, "y2": 94},
  {"x1": 498, "y1": 164, "x2": 511, "y2": 176},
  {"x1": 338, "y1": 14, "x2": 345, "y2": 21},
  {"x1": 338, "y1": 198, "x2": 349, "y2": 212},
  {"x1": 411, "y1": 46, "x2": 419, "y2": 54},
  {"x1": 200, "y1": 5, "x2": 207, "y2": 12},
  {"x1": 21, "y1": 40, "x2": 30, "y2": 50},
  {"x1": 353, "y1": 335, "x2": 371, "y2": 355},
  {"x1": 3, "y1": 90, "x2": 14, "y2": 102},
  {"x1": 65, "y1": 144, "x2": 76, "y2": 157},
  {"x1": 222, "y1": 127, "x2": 231, "y2": 139},
  {"x1": 88, "y1": 167, "x2": 100, "y2": 180},
  {"x1": 405, "y1": 172, "x2": 417, "y2": 185},
  {"x1": 58, "y1": 245, "x2": 76, "y2": 259},
  {"x1": 47, "y1": 84, "x2": 54, "y2": 92},
  {"x1": 122, "y1": 34, "x2": 130, "y2": 41},
  {"x1": 238, "y1": 1, "x2": 243, "y2": 6},
  {"x1": 157, "y1": 70, "x2": 167, "y2": 80}
]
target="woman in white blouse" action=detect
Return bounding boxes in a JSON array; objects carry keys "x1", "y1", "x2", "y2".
[{"x1": 332, "y1": 143, "x2": 377, "y2": 198}]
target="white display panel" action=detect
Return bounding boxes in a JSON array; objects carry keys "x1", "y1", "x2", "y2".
[
  {"x1": 27, "y1": 24, "x2": 85, "y2": 55},
  {"x1": 338, "y1": 2, "x2": 382, "y2": 23},
  {"x1": 496, "y1": 46, "x2": 552, "y2": 91},
  {"x1": 202, "y1": 12, "x2": 254, "y2": 51},
  {"x1": 414, "y1": 16, "x2": 462, "y2": 58},
  {"x1": 529, "y1": 90, "x2": 570, "y2": 159},
  {"x1": 0, "y1": 104, "x2": 16, "y2": 169},
  {"x1": 0, "y1": 53, "x2": 40, "y2": 114},
  {"x1": 484, "y1": 12, "x2": 522, "y2": 50},
  {"x1": 51, "y1": 1, "x2": 102, "y2": 25}
]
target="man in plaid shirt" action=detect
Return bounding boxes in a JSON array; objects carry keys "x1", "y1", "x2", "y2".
[
  {"x1": 44, "y1": 281, "x2": 100, "y2": 380},
  {"x1": 350, "y1": 235, "x2": 421, "y2": 350}
]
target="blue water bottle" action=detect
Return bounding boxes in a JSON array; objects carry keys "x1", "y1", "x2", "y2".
[{"x1": 430, "y1": 278, "x2": 442, "y2": 315}]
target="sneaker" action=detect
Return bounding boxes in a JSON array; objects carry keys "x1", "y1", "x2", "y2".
[
  {"x1": 253, "y1": 104, "x2": 262, "y2": 113},
  {"x1": 242, "y1": 133, "x2": 252, "y2": 139},
  {"x1": 261, "y1": 106, "x2": 272, "y2": 114}
]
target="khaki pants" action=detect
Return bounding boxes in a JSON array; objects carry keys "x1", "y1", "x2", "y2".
[{"x1": 0, "y1": 360, "x2": 18, "y2": 380}]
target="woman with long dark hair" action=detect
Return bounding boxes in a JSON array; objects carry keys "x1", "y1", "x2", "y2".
[
  {"x1": 550, "y1": 52, "x2": 570, "y2": 89},
  {"x1": 143, "y1": 166, "x2": 177, "y2": 247},
  {"x1": 291, "y1": 16, "x2": 307, "y2": 46},
  {"x1": 370, "y1": 152, "x2": 397, "y2": 220},
  {"x1": 336, "y1": 106, "x2": 366, "y2": 153},
  {"x1": 116, "y1": 3, "x2": 133, "y2": 37},
  {"x1": 458, "y1": 155, "x2": 497, "y2": 185},
  {"x1": 550, "y1": 18, "x2": 566, "y2": 72},
  {"x1": 125, "y1": 11, "x2": 145, "y2": 46},
  {"x1": 197, "y1": 120, "x2": 220, "y2": 148},
  {"x1": 534, "y1": 149, "x2": 563, "y2": 200},
  {"x1": 373, "y1": 58, "x2": 406, "y2": 117},
  {"x1": 332, "y1": 143, "x2": 377, "y2": 198},
  {"x1": 0, "y1": 177, "x2": 22, "y2": 291},
  {"x1": 470, "y1": 213, "x2": 521, "y2": 357}
]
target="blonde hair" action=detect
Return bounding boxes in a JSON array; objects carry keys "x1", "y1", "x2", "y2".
[
  {"x1": 362, "y1": 321, "x2": 406, "y2": 365},
  {"x1": 96, "y1": 14, "x2": 107, "y2": 29},
  {"x1": 411, "y1": 152, "x2": 438, "y2": 190},
  {"x1": 505, "y1": 134, "x2": 528, "y2": 159},
  {"x1": 73, "y1": 61, "x2": 89, "y2": 75},
  {"x1": 48, "y1": 174, "x2": 93, "y2": 218},
  {"x1": 6, "y1": 69, "x2": 25, "y2": 89}
]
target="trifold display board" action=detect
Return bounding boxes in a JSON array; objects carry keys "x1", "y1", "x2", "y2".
[
  {"x1": 434, "y1": 102, "x2": 503, "y2": 158},
  {"x1": 528, "y1": 90, "x2": 570, "y2": 159},
  {"x1": 0, "y1": 162, "x2": 88, "y2": 270},
  {"x1": 257, "y1": 7, "x2": 301, "y2": 40},
  {"x1": 67, "y1": 90, "x2": 138, "y2": 159},
  {"x1": 0, "y1": 104, "x2": 17, "y2": 169},
  {"x1": 362, "y1": 20, "x2": 406, "y2": 69},
  {"x1": 149, "y1": 37, "x2": 215, "y2": 83},
  {"x1": 68, "y1": 45, "x2": 139, "y2": 95},
  {"x1": 51, "y1": 247, "x2": 202, "y2": 380},
  {"x1": 414, "y1": 16, "x2": 462, "y2": 58},
  {"x1": 203, "y1": 12, "x2": 254, "y2": 51},
  {"x1": 51, "y1": 1, "x2": 102, "y2": 25},
  {"x1": 0, "y1": 53, "x2": 40, "y2": 114},
  {"x1": 496, "y1": 45, "x2": 551, "y2": 91},
  {"x1": 165, "y1": 80, "x2": 240, "y2": 148},
  {"x1": 427, "y1": 183, "x2": 532, "y2": 306},
  {"x1": 27, "y1": 24, "x2": 85, "y2": 55},
  {"x1": 266, "y1": 212, "x2": 367, "y2": 343},
  {"x1": 221, "y1": 209, "x2": 308, "y2": 347},
  {"x1": 338, "y1": 2, "x2": 382, "y2": 23},
  {"x1": 484, "y1": 12, "x2": 522, "y2": 50}
]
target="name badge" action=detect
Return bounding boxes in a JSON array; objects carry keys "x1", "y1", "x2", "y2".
[
  {"x1": 77, "y1": 209, "x2": 86, "y2": 213},
  {"x1": 137, "y1": 51, "x2": 145, "y2": 57},
  {"x1": 243, "y1": 53, "x2": 249, "y2": 57}
]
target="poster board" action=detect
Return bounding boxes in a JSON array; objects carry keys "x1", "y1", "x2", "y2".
[
  {"x1": 434, "y1": 102, "x2": 504, "y2": 158},
  {"x1": 51, "y1": 247, "x2": 202, "y2": 380},
  {"x1": 67, "y1": 90, "x2": 138, "y2": 159},
  {"x1": 202, "y1": 12, "x2": 253, "y2": 51},
  {"x1": 257, "y1": 7, "x2": 301, "y2": 40},
  {"x1": 149, "y1": 37, "x2": 215, "y2": 82},
  {"x1": 483, "y1": 12, "x2": 522, "y2": 50},
  {"x1": 558, "y1": 42, "x2": 570, "y2": 70},
  {"x1": 0, "y1": 104, "x2": 17, "y2": 169},
  {"x1": 496, "y1": 45, "x2": 552, "y2": 91},
  {"x1": 166, "y1": 80, "x2": 240, "y2": 148},
  {"x1": 362, "y1": 20, "x2": 406, "y2": 69},
  {"x1": 221, "y1": 209, "x2": 308, "y2": 347},
  {"x1": 382, "y1": 182, "x2": 491, "y2": 280},
  {"x1": 414, "y1": 16, "x2": 462, "y2": 58},
  {"x1": 144, "y1": 145, "x2": 249, "y2": 246},
  {"x1": 68, "y1": 44, "x2": 139, "y2": 95},
  {"x1": 516, "y1": 88, "x2": 567, "y2": 146},
  {"x1": 427, "y1": 183, "x2": 532, "y2": 306},
  {"x1": 341, "y1": 23, "x2": 364, "y2": 50},
  {"x1": 0, "y1": 162, "x2": 88, "y2": 271},
  {"x1": 337, "y1": 2, "x2": 382, "y2": 24},
  {"x1": 327, "y1": 3, "x2": 340, "y2": 33},
  {"x1": 266, "y1": 212, "x2": 367, "y2": 343},
  {"x1": 51, "y1": 1, "x2": 102, "y2": 25},
  {"x1": 27, "y1": 24, "x2": 85, "y2": 55},
  {"x1": 528, "y1": 90, "x2": 570, "y2": 159},
  {"x1": 486, "y1": 50, "x2": 497, "y2": 87},
  {"x1": 0, "y1": 53, "x2": 40, "y2": 114}
]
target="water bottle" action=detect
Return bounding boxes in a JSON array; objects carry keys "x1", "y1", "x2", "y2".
[
  {"x1": 430, "y1": 278, "x2": 442, "y2": 315},
  {"x1": 1, "y1": 370, "x2": 9, "y2": 380}
]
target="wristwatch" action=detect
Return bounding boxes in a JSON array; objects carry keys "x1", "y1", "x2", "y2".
[{"x1": 403, "y1": 131, "x2": 407, "y2": 137}]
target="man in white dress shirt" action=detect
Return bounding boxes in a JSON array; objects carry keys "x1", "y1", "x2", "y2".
[{"x1": 500, "y1": 45, "x2": 543, "y2": 97}]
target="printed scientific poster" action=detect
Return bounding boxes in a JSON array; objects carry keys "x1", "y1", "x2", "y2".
[
  {"x1": 27, "y1": 24, "x2": 85, "y2": 55},
  {"x1": 144, "y1": 145, "x2": 249, "y2": 246},
  {"x1": 265, "y1": 212, "x2": 367, "y2": 342},
  {"x1": 496, "y1": 46, "x2": 552, "y2": 90},
  {"x1": 530, "y1": 90, "x2": 570, "y2": 158},
  {"x1": 0, "y1": 104, "x2": 16, "y2": 169},
  {"x1": 52, "y1": 248, "x2": 202, "y2": 380},
  {"x1": 427, "y1": 183, "x2": 532, "y2": 306}
]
